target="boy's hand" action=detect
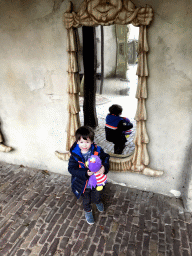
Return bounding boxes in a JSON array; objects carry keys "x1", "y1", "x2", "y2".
[
  {"x1": 97, "y1": 165, "x2": 105, "y2": 175},
  {"x1": 87, "y1": 170, "x2": 94, "y2": 176}
]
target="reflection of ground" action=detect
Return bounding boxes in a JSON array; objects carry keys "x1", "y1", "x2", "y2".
[
  {"x1": 79, "y1": 94, "x2": 110, "y2": 106},
  {"x1": 80, "y1": 110, "x2": 136, "y2": 156},
  {"x1": 80, "y1": 65, "x2": 138, "y2": 155},
  {"x1": 94, "y1": 117, "x2": 136, "y2": 156}
]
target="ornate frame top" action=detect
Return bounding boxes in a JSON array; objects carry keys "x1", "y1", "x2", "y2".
[{"x1": 64, "y1": 0, "x2": 153, "y2": 29}]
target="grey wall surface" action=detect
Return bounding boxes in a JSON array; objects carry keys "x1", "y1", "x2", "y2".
[
  {"x1": 109, "y1": 0, "x2": 192, "y2": 198},
  {"x1": 96, "y1": 25, "x2": 117, "y2": 78},
  {"x1": 103, "y1": 26, "x2": 117, "y2": 78},
  {"x1": 0, "y1": 0, "x2": 71, "y2": 173},
  {"x1": 0, "y1": 0, "x2": 192, "y2": 199}
]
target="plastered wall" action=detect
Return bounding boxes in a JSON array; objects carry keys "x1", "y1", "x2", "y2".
[
  {"x1": 0, "y1": 0, "x2": 71, "y2": 173},
  {"x1": 109, "y1": 0, "x2": 192, "y2": 199},
  {"x1": 0, "y1": 0, "x2": 192, "y2": 200}
]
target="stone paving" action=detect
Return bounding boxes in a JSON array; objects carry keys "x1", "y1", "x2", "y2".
[
  {"x1": 93, "y1": 117, "x2": 136, "y2": 157},
  {"x1": 0, "y1": 161, "x2": 192, "y2": 256}
]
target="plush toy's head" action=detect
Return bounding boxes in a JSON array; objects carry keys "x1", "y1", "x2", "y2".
[{"x1": 88, "y1": 155, "x2": 102, "y2": 173}]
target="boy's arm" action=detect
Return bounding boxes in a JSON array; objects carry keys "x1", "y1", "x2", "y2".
[
  {"x1": 118, "y1": 119, "x2": 133, "y2": 131},
  {"x1": 99, "y1": 148, "x2": 110, "y2": 175},
  {"x1": 68, "y1": 156, "x2": 89, "y2": 180}
]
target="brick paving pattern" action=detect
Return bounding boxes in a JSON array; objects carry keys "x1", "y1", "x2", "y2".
[{"x1": 0, "y1": 161, "x2": 191, "y2": 256}]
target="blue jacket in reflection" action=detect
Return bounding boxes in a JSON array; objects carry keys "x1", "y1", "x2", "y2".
[{"x1": 105, "y1": 114, "x2": 133, "y2": 144}]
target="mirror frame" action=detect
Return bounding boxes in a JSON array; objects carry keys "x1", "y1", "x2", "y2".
[{"x1": 55, "y1": 0, "x2": 163, "y2": 177}]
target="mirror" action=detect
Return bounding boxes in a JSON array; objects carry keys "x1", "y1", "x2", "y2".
[
  {"x1": 78, "y1": 24, "x2": 139, "y2": 156},
  {"x1": 57, "y1": 0, "x2": 163, "y2": 176}
]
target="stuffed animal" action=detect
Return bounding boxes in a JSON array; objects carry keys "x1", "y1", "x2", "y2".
[
  {"x1": 122, "y1": 117, "x2": 132, "y2": 139},
  {"x1": 87, "y1": 155, "x2": 107, "y2": 191}
]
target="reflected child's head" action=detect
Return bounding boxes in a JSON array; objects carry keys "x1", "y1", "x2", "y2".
[{"x1": 109, "y1": 104, "x2": 122, "y2": 116}]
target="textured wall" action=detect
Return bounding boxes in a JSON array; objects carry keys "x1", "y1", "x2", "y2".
[
  {"x1": 0, "y1": 0, "x2": 71, "y2": 173},
  {"x1": 103, "y1": 26, "x2": 117, "y2": 78},
  {"x1": 95, "y1": 25, "x2": 117, "y2": 78},
  {"x1": 146, "y1": 0, "x2": 192, "y2": 200},
  {"x1": 109, "y1": 0, "x2": 192, "y2": 198},
  {"x1": 0, "y1": 0, "x2": 192, "y2": 200}
]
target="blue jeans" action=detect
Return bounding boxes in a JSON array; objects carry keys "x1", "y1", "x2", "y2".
[{"x1": 81, "y1": 187, "x2": 101, "y2": 212}]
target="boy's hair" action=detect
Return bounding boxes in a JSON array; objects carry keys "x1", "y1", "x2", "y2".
[
  {"x1": 109, "y1": 104, "x2": 123, "y2": 116},
  {"x1": 75, "y1": 126, "x2": 95, "y2": 142}
]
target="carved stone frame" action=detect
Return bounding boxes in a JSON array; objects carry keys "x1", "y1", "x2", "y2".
[{"x1": 56, "y1": 0, "x2": 163, "y2": 177}]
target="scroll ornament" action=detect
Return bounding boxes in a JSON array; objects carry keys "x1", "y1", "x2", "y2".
[
  {"x1": 0, "y1": 132, "x2": 12, "y2": 153},
  {"x1": 64, "y1": 0, "x2": 153, "y2": 29}
]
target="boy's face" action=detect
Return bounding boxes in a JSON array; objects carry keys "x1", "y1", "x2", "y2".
[{"x1": 77, "y1": 137, "x2": 92, "y2": 153}]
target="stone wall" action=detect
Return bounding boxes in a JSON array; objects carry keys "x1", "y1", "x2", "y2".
[{"x1": 0, "y1": 0, "x2": 70, "y2": 173}]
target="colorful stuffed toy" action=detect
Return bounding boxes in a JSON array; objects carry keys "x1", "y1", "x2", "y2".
[
  {"x1": 87, "y1": 155, "x2": 107, "y2": 191},
  {"x1": 122, "y1": 117, "x2": 132, "y2": 139}
]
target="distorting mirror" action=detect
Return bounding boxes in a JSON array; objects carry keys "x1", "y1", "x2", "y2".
[
  {"x1": 77, "y1": 24, "x2": 139, "y2": 157},
  {"x1": 55, "y1": 0, "x2": 163, "y2": 177}
]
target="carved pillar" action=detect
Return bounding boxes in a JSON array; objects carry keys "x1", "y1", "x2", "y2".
[
  {"x1": 66, "y1": 28, "x2": 81, "y2": 151},
  {"x1": 55, "y1": 27, "x2": 81, "y2": 161},
  {"x1": 131, "y1": 25, "x2": 149, "y2": 172}
]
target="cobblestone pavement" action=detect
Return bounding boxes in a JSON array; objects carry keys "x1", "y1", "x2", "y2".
[
  {"x1": 0, "y1": 161, "x2": 192, "y2": 256},
  {"x1": 93, "y1": 117, "x2": 136, "y2": 156}
]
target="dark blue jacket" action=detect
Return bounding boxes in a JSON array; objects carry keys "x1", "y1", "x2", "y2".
[
  {"x1": 105, "y1": 114, "x2": 133, "y2": 143},
  {"x1": 68, "y1": 141, "x2": 110, "y2": 199}
]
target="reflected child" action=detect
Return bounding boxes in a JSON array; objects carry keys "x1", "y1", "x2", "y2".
[{"x1": 105, "y1": 104, "x2": 133, "y2": 154}]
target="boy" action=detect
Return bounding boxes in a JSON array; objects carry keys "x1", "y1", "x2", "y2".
[
  {"x1": 68, "y1": 126, "x2": 110, "y2": 225},
  {"x1": 105, "y1": 104, "x2": 133, "y2": 154}
]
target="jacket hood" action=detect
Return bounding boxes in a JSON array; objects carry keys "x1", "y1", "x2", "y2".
[{"x1": 70, "y1": 141, "x2": 81, "y2": 155}]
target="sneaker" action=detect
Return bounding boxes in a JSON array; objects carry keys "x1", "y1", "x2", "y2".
[
  {"x1": 85, "y1": 211, "x2": 94, "y2": 225},
  {"x1": 96, "y1": 202, "x2": 104, "y2": 212}
]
